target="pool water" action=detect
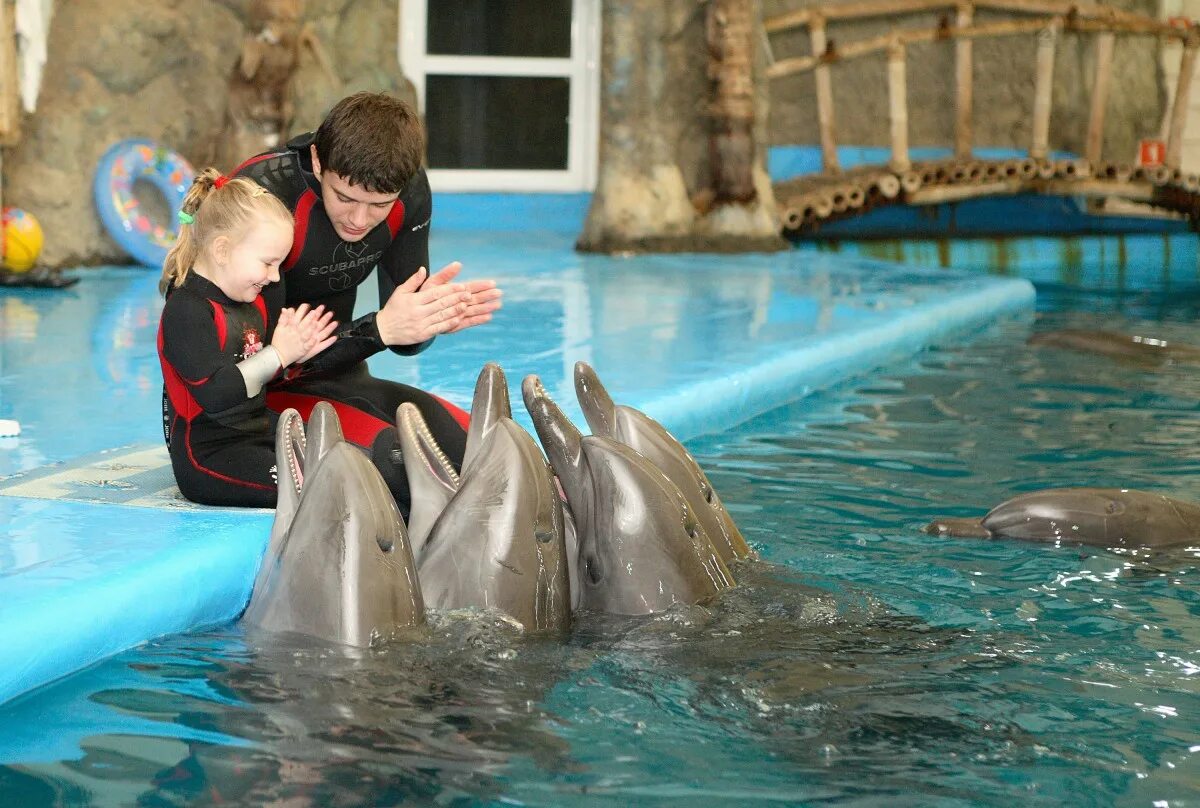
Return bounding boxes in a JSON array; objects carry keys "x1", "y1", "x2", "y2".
[{"x1": 2, "y1": 287, "x2": 1198, "y2": 806}]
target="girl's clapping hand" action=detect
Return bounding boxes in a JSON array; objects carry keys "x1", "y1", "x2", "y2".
[{"x1": 272, "y1": 304, "x2": 337, "y2": 366}]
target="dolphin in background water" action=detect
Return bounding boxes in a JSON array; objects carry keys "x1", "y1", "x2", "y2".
[
  {"x1": 1028, "y1": 329, "x2": 1200, "y2": 367},
  {"x1": 924, "y1": 487, "x2": 1200, "y2": 549},
  {"x1": 522, "y1": 374, "x2": 735, "y2": 615},
  {"x1": 573, "y1": 361, "x2": 754, "y2": 565},
  {"x1": 399, "y1": 363, "x2": 571, "y2": 633},
  {"x1": 242, "y1": 403, "x2": 425, "y2": 647}
]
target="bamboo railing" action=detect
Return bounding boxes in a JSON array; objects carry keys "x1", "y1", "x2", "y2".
[{"x1": 765, "y1": 0, "x2": 1200, "y2": 234}]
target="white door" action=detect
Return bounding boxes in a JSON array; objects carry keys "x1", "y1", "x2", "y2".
[{"x1": 399, "y1": 0, "x2": 600, "y2": 192}]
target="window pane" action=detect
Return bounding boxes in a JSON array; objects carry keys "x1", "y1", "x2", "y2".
[
  {"x1": 425, "y1": 75, "x2": 570, "y2": 170},
  {"x1": 427, "y1": 0, "x2": 572, "y2": 58}
]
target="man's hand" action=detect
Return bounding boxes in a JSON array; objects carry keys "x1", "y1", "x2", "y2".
[
  {"x1": 376, "y1": 265, "x2": 474, "y2": 347},
  {"x1": 423, "y1": 262, "x2": 503, "y2": 334}
]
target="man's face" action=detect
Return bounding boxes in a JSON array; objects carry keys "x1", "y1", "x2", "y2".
[{"x1": 311, "y1": 145, "x2": 400, "y2": 242}]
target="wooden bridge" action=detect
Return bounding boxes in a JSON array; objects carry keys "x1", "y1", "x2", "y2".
[{"x1": 763, "y1": 0, "x2": 1200, "y2": 236}]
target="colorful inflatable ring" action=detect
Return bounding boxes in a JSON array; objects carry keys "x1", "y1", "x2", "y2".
[{"x1": 94, "y1": 139, "x2": 194, "y2": 267}]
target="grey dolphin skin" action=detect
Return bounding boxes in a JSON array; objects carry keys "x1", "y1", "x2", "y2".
[
  {"x1": 573, "y1": 361, "x2": 754, "y2": 565},
  {"x1": 399, "y1": 363, "x2": 571, "y2": 633},
  {"x1": 243, "y1": 403, "x2": 425, "y2": 647},
  {"x1": 1028, "y1": 329, "x2": 1200, "y2": 366},
  {"x1": 924, "y1": 487, "x2": 1200, "y2": 549},
  {"x1": 522, "y1": 373, "x2": 735, "y2": 615}
]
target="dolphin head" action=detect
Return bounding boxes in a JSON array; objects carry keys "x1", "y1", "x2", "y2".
[
  {"x1": 981, "y1": 487, "x2": 1200, "y2": 548},
  {"x1": 464, "y1": 361, "x2": 511, "y2": 462},
  {"x1": 574, "y1": 361, "x2": 753, "y2": 564},
  {"x1": 244, "y1": 403, "x2": 425, "y2": 647},
  {"x1": 400, "y1": 364, "x2": 571, "y2": 632},
  {"x1": 523, "y1": 374, "x2": 735, "y2": 615}
]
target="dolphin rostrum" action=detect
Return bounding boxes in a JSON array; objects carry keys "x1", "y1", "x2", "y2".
[
  {"x1": 924, "y1": 487, "x2": 1200, "y2": 549},
  {"x1": 399, "y1": 363, "x2": 571, "y2": 633},
  {"x1": 522, "y1": 373, "x2": 735, "y2": 615},
  {"x1": 573, "y1": 361, "x2": 754, "y2": 564},
  {"x1": 243, "y1": 402, "x2": 425, "y2": 646}
]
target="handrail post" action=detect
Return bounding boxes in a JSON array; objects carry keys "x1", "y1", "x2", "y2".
[
  {"x1": 1166, "y1": 30, "x2": 1199, "y2": 170},
  {"x1": 955, "y1": 2, "x2": 974, "y2": 159},
  {"x1": 888, "y1": 36, "x2": 910, "y2": 171},
  {"x1": 1085, "y1": 31, "x2": 1115, "y2": 165},
  {"x1": 1030, "y1": 18, "x2": 1060, "y2": 160},
  {"x1": 811, "y1": 15, "x2": 840, "y2": 173}
]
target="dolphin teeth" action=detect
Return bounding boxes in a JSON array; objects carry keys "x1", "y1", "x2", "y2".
[
  {"x1": 288, "y1": 430, "x2": 304, "y2": 495},
  {"x1": 397, "y1": 403, "x2": 459, "y2": 485},
  {"x1": 280, "y1": 411, "x2": 306, "y2": 496}
]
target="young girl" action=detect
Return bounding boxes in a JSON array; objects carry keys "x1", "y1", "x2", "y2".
[{"x1": 158, "y1": 169, "x2": 338, "y2": 507}]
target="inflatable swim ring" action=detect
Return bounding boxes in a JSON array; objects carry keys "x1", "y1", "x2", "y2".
[{"x1": 94, "y1": 139, "x2": 194, "y2": 267}]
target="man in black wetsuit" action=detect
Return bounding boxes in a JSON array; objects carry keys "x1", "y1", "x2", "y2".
[{"x1": 234, "y1": 92, "x2": 503, "y2": 510}]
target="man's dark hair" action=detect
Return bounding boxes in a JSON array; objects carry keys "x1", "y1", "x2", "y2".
[{"x1": 313, "y1": 92, "x2": 426, "y2": 194}]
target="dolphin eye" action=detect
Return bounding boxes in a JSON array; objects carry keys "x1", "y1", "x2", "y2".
[
  {"x1": 687, "y1": 524, "x2": 701, "y2": 540},
  {"x1": 702, "y1": 484, "x2": 714, "y2": 504},
  {"x1": 585, "y1": 556, "x2": 602, "y2": 584},
  {"x1": 535, "y1": 528, "x2": 554, "y2": 544}
]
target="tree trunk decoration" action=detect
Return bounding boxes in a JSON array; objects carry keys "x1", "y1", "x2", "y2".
[
  {"x1": 578, "y1": 0, "x2": 785, "y2": 254},
  {"x1": 707, "y1": 0, "x2": 756, "y2": 204},
  {"x1": 577, "y1": 0, "x2": 697, "y2": 252}
]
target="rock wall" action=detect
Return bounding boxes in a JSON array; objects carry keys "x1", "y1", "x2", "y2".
[
  {"x1": 762, "y1": 0, "x2": 1165, "y2": 162},
  {"x1": 3, "y1": 0, "x2": 413, "y2": 269}
]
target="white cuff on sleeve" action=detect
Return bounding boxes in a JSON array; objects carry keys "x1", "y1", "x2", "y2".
[{"x1": 236, "y1": 345, "x2": 282, "y2": 398}]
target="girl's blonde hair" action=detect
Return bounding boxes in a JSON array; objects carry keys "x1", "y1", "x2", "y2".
[{"x1": 159, "y1": 168, "x2": 294, "y2": 295}]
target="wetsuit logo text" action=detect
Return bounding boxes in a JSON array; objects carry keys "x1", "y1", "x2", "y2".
[{"x1": 307, "y1": 250, "x2": 383, "y2": 277}]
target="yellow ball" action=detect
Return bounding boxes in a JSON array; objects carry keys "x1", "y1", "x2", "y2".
[{"x1": 2, "y1": 207, "x2": 44, "y2": 273}]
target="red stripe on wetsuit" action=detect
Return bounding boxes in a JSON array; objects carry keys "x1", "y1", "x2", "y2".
[
  {"x1": 265, "y1": 391, "x2": 469, "y2": 446},
  {"x1": 283, "y1": 189, "x2": 319, "y2": 272}
]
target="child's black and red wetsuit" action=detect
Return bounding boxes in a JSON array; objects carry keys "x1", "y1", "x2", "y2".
[
  {"x1": 158, "y1": 272, "x2": 281, "y2": 507},
  {"x1": 233, "y1": 134, "x2": 469, "y2": 485},
  {"x1": 158, "y1": 272, "x2": 414, "y2": 510}
]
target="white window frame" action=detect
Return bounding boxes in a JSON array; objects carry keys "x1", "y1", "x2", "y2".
[{"x1": 398, "y1": 0, "x2": 600, "y2": 192}]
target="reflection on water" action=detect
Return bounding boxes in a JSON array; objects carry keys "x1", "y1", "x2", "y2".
[
  {"x1": 0, "y1": 269, "x2": 164, "y2": 478},
  {"x1": 2, "y1": 289, "x2": 1200, "y2": 805},
  {"x1": 1, "y1": 568, "x2": 1005, "y2": 806}
]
